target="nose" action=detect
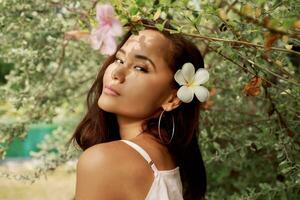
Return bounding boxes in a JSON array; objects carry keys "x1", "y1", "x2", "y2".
[{"x1": 111, "y1": 65, "x2": 126, "y2": 83}]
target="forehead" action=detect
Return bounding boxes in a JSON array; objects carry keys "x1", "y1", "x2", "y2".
[{"x1": 121, "y1": 29, "x2": 172, "y2": 59}]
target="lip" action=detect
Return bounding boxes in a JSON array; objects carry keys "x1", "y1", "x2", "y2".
[{"x1": 103, "y1": 85, "x2": 120, "y2": 96}]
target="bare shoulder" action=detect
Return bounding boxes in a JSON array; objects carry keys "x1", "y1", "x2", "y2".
[
  {"x1": 75, "y1": 137, "x2": 178, "y2": 200},
  {"x1": 75, "y1": 140, "x2": 134, "y2": 200},
  {"x1": 77, "y1": 140, "x2": 126, "y2": 167}
]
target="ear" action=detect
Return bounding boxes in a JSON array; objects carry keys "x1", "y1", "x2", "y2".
[{"x1": 161, "y1": 89, "x2": 182, "y2": 111}]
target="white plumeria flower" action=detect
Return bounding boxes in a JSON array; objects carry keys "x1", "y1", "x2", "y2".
[{"x1": 174, "y1": 62, "x2": 210, "y2": 103}]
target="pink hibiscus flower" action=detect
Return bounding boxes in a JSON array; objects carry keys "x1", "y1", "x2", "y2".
[{"x1": 90, "y1": 4, "x2": 123, "y2": 56}]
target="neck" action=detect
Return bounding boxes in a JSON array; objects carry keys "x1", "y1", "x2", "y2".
[{"x1": 117, "y1": 115, "x2": 145, "y2": 140}]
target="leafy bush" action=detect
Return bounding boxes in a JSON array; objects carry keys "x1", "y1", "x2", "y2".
[{"x1": 0, "y1": 0, "x2": 299, "y2": 199}]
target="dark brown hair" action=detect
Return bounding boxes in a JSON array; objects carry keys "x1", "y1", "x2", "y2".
[{"x1": 69, "y1": 20, "x2": 207, "y2": 200}]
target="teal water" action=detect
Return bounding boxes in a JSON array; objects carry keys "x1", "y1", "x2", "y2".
[{"x1": 6, "y1": 123, "x2": 57, "y2": 157}]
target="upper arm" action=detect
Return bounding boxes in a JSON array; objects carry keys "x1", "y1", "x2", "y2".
[{"x1": 75, "y1": 144, "x2": 125, "y2": 200}]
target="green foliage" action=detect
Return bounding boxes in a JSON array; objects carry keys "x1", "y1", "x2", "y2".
[{"x1": 0, "y1": 0, "x2": 299, "y2": 199}]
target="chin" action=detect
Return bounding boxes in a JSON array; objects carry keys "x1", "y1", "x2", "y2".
[
  {"x1": 98, "y1": 95, "x2": 151, "y2": 118},
  {"x1": 97, "y1": 95, "x2": 118, "y2": 113}
]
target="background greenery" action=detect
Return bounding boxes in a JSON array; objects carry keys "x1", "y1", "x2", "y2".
[{"x1": 0, "y1": 0, "x2": 299, "y2": 199}]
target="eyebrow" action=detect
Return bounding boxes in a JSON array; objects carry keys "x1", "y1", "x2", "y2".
[{"x1": 118, "y1": 49, "x2": 156, "y2": 71}]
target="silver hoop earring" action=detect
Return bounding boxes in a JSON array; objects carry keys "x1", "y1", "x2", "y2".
[{"x1": 158, "y1": 110, "x2": 175, "y2": 144}]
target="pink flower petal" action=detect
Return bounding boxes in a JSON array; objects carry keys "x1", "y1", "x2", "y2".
[
  {"x1": 92, "y1": 4, "x2": 123, "y2": 56},
  {"x1": 96, "y1": 4, "x2": 115, "y2": 25},
  {"x1": 90, "y1": 27, "x2": 108, "y2": 50},
  {"x1": 109, "y1": 19, "x2": 123, "y2": 36},
  {"x1": 100, "y1": 35, "x2": 117, "y2": 55}
]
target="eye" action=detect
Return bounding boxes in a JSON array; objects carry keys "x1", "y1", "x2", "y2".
[
  {"x1": 134, "y1": 66, "x2": 148, "y2": 73},
  {"x1": 115, "y1": 58, "x2": 124, "y2": 64}
]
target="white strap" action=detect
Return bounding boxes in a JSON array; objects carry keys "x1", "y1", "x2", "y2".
[{"x1": 121, "y1": 140, "x2": 158, "y2": 172}]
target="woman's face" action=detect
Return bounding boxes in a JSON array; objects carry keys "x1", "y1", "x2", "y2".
[{"x1": 98, "y1": 29, "x2": 176, "y2": 119}]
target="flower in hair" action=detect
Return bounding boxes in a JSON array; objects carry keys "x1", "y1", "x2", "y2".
[
  {"x1": 174, "y1": 63, "x2": 210, "y2": 103},
  {"x1": 90, "y1": 4, "x2": 123, "y2": 55}
]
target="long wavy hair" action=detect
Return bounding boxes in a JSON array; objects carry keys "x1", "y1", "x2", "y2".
[{"x1": 69, "y1": 20, "x2": 207, "y2": 200}]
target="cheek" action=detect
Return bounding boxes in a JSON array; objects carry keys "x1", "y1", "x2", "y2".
[
  {"x1": 140, "y1": 80, "x2": 168, "y2": 100},
  {"x1": 97, "y1": 64, "x2": 117, "y2": 111},
  {"x1": 125, "y1": 76, "x2": 171, "y2": 109}
]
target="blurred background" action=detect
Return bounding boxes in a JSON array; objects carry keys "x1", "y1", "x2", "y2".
[
  {"x1": 0, "y1": 122, "x2": 77, "y2": 199},
  {"x1": 0, "y1": 0, "x2": 299, "y2": 199}
]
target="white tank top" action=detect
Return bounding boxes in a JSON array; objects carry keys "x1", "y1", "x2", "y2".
[{"x1": 121, "y1": 139, "x2": 184, "y2": 200}]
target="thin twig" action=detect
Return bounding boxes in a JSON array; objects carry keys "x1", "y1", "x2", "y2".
[
  {"x1": 139, "y1": 23, "x2": 300, "y2": 56},
  {"x1": 223, "y1": 2, "x2": 300, "y2": 39},
  {"x1": 229, "y1": 118, "x2": 273, "y2": 131},
  {"x1": 212, "y1": 10, "x2": 300, "y2": 82},
  {"x1": 237, "y1": 53, "x2": 300, "y2": 87},
  {"x1": 264, "y1": 86, "x2": 296, "y2": 138},
  {"x1": 207, "y1": 45, "x2": 300, "y2": 101},
  {"x1": 34, "y1": 39, "x2": 68, "y2": 104}
]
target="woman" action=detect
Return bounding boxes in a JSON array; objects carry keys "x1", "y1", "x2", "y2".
[{"x1": 71, "y1": 20, "x2": 208, "y2": 200}]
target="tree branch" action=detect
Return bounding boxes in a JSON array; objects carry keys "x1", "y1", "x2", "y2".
[{"x1": 138, "y1": 23, "x2": 300, "y2": 56}]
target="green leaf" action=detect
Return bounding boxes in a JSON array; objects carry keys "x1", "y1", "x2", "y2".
[
  {"x1": 135, "y1": 0, "x2": 144, "y2": 6},
  {"x1": 155, "y1": 23, "x2": 164, "y2": 32},
  {"x1": 281, "y1": 166, "x2": 294, "y2": 174},
  {"x1": 129, "y1": 6, "x2": 139, "y2": 15},
  {"x1": 154, "y1": 20, "x2": 168, "y2": 32},
  {"x1": 169, "y1": 29, "x2": 180, "y2": 34}
]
